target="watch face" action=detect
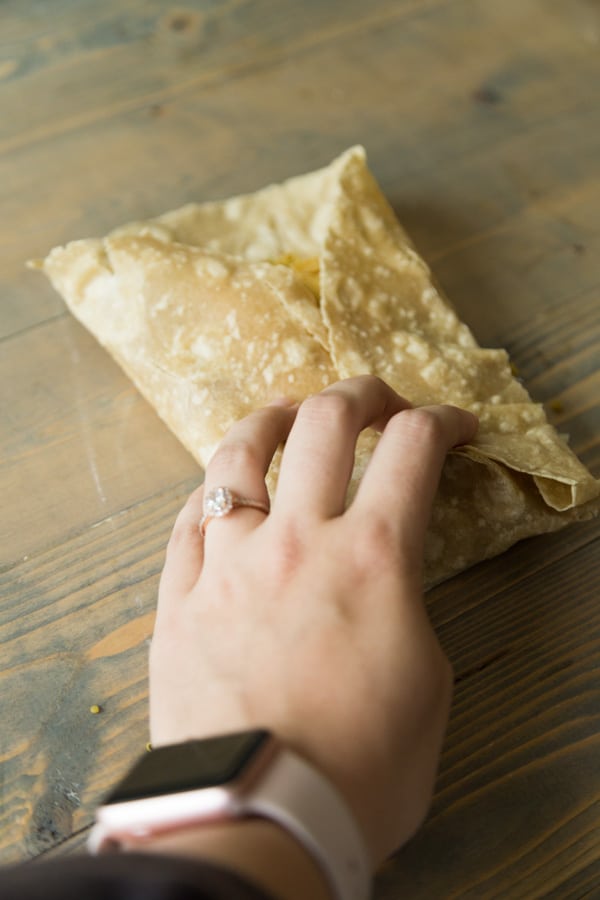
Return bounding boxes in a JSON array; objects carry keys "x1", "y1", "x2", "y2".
[{"x1": 105, "y1": 729, "x2": 270, "y2": 804}]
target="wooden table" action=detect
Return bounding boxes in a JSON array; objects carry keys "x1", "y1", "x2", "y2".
[{"x1": 2, "y1": 1, "x2": 599, "y2": 896}]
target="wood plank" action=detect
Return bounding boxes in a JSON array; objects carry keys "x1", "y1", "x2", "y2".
[
  {"x1": 378, "y1": 535, "x2": 600, "y2": 899},
  {"x1": 3, "y1": 0, "x2": 599, "y2": 339},
  {"x1": 507, "y1": 285, "x2": 600, "y2": 473},
  {"x1": 0, "y1": 315, "x2": 200, "y2": 566},
  {"x1": 0, "y1": 483, "x2": 194, "y2": 861},
  {"x1": 0, "y1": 0, "x2": 444, "y2": 154},
  {"x1": 35, "y1": 826, "x2": 89, "y2": 860},
  {"x1": 4, "y1": 0, "x2": 597, "y2": 160}
]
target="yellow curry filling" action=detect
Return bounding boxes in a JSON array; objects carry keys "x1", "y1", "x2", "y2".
[{"x1": 274, "y1": 253, "x2": 321, "y2": 302}]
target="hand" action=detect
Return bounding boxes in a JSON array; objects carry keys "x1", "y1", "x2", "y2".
[{"x1": 149, "y1": 375, "x2": 478, "y2": 865}]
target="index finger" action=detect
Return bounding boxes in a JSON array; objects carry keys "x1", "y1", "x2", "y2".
[{"x1": 350, "y1": 404, "x2": 478, "y2": 555}]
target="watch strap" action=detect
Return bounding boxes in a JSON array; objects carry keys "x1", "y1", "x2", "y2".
[{"x1": 241, "y1": 747, "x2": 371, "y2": 900}]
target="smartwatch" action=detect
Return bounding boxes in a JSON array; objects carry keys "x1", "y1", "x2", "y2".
[{"x1": 88, "y1": 729, "x2": 371, "y2": 900}]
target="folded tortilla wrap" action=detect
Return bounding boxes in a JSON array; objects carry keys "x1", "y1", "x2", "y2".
[{"x1": 31, "y1": 146, "x2": 600, "y2": 586}]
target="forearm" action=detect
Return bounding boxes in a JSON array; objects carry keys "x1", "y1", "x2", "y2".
[{"x1": 128, "y1": 818, "x2": 335, "y2": 900}]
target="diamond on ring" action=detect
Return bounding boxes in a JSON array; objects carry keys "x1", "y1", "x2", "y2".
[
  {"x1": 199, "y1": 486, "x2": 270, "y2": 536},
  {"x1": 204, "y1": 486, "x2": 234, "y2": 518}
]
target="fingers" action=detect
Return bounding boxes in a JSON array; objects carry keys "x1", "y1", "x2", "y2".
[
  {"x1": 201, "y1": 399, "x2": 298, "y2": 543},
  {"x1": 159, "y1": 483, "x2": 206, "y2": 603},
  {"x1": 274, "y1": 376, "x2": 412, "y2": 518},
  {"x1": 158, "y1": 400, "x2": 298, "y2": 602},
  {"x1": 351, "y1": 404, "x2": 478, "y2": 555},
  {"x1": 158, "y1": 384, "x2": 476, "y2": 604}
]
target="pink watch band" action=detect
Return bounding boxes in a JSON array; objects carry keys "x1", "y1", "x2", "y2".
[{"x1": 240, "y1": 747, "x2": 371, "y2": 900}]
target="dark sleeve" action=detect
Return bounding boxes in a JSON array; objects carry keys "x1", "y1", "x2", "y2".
[{"x1": 1, "y1": 852, "x2": 278, "y2": 900}]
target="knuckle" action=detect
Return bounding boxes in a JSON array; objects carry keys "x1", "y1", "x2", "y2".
[
  {"x1": 363, "y1": 373, "x2": 390, "y2": 394},
  {"x1": 395, "y1": 407, "x2": 445, "y2": 445},
  {"x1": 299, "y1": 390, "x2": 357, "y2": 429},
  {"x1": 210, "y1": 438, "x2": 262, "y2": 473}
]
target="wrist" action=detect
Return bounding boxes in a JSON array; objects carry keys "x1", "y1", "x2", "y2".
[
  {"x1": 90, "y1": 732, "x2": 371, "y2": 899},
  {"x1": 128, "y1": 817, "x2": 334, "y2": 900}
]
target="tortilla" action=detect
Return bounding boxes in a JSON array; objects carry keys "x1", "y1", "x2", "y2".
[{"x1": 31, "y1": 146, "x2": 599, "y2": 586}]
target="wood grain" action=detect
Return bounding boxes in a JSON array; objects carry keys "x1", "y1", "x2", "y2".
[
  {"x1": 0, "y1": 482, "x2": 195, "y2": 859},
  {"x1": 1, "y1": 0, "x2": 599, "y2": 896},
  {"x1": 379, "y1": 529, "x2": 600, "y2": 899},
  {"x1": 0, "y1": 316, "x2": 200, "y2": 565}
]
